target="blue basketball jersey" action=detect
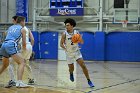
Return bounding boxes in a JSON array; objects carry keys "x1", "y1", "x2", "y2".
[
  {"x1": 1, "y1": 24, "x2": 23, "y2": 57},
  {"x1": 5, "y1": 24, "x2": 22, "y2": 42}
]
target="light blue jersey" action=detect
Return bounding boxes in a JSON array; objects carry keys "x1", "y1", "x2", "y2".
[
  {"x1": 1, "y1": 24, "x2": 22, "y2": 58},
  {"x1": 5, "y1": 24, "x2": 22, "y2": 42}
]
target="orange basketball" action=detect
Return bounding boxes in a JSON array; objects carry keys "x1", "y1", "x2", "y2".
[{"x1": 71, "y1": 34, "x2": 81, "y2": 43}]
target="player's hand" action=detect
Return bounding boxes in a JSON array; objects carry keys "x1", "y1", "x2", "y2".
[{"x1": 78, "y1": 34, "x2": 83, "y2": 44}]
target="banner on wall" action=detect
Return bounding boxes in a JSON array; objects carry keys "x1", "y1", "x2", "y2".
[
  {"x1": 50, "y1": 8, "x2": 83, "y2": 16},
  {"x1": 50, "y1": 0, "x2": 84, "y2": 16},
  {"x1": 16, "y1": 0, "x2": 28, "y2": 22}
]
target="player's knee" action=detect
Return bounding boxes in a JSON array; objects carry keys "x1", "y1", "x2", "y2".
[
  {"x1": 3, "y1": 63, "x2": 9, "y2": 68},
  {"x1": 23, "y1": 59, "x2": 26, "y2": 65},
  {"x1": 18, "y1": 59, "x2": 26, "y2": 66}
]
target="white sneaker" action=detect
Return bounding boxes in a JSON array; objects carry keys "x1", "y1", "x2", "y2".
[{"x1": 16, "y1": 81, "x2": 30, "y2": 88}]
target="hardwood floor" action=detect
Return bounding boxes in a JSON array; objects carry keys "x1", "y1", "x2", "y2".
[{"x1": 0, "y1": 60, "x2": 140, "y2": 93}]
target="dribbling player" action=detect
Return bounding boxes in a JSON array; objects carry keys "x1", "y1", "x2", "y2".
[{"x1": 60, "y1": 18, "x2": 94, "y2": 87}]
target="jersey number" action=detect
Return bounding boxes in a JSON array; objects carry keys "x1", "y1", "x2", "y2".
[
  {"x1": 71, "y1": 41, "x2": 74, "y2": 45},
  {"x1": 9, "y1": 28, "x2": 17, "y2": 33}
]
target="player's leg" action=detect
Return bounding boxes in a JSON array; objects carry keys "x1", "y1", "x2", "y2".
[
  {"x1": 0, "y1": 58, "x2": 16, "y2": 88},
  {"x1": 5, "y1": 59, "x2": 16, "y2": 88},
  {"x1": 77, "y1": 58, "x2": 90, "y2": 79},
  {"x1": 77, "y1": 59, "x2": 94, "y2": 87},
  {"x1": 1, "y1": 41, "x2": 29, "y2": 87},
  {"x1": 75, "y1": 51, "x2": 94, "y2": 87},
  {"x1": 0, "y1": 57, "x2": 9, "y2": 74},
  {"x1": 0, "y1": 42, "x2": 16, "y2": 88},
  {"x1": 11, "y1": 53, "x2": 25, "y2": 80},
  {"x1": 66, "y1": 53, "x2": 75, "y2": 82},
  {"x1": 25, "y1": 59, "x2": 35, "y2": 84},
  {"x1": 22, "y1": 44, "x2": 35, "y2": 84},
  {"x1": 68, "y1": 63, "x2": 74, "y2": 82},
  {"x1": 8, "y1": 62, "x2": 16, "y2": 81},
  {"x1": 11, "y1": 53, "x2": 29, "y2": 87},
  {"x1": 68, "y1": 63, "x2": 74, "y2": 74},
  {"x1": 0, "y1": 57, "x2": 12, "y2": 87},
  {"x1": 0, "y1": 42, "x2": 11, "y2": 74}
]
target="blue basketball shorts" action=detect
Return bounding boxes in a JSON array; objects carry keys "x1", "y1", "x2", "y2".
[{"x1": 1, "y1": 41, "x2": 18, "y2": 58}]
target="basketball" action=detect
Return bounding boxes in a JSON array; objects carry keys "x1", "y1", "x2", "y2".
[{"x1": 71, "y1": 34, "x2": 81, "y2": 43}]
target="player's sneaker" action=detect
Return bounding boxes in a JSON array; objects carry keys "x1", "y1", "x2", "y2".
[
  {"x1": 88, "y1": 80, "x2": 95, "y2": 87},
  {"x1": 70, "y1": 73, "x2": 74, "y2": 82},
  {"x1": 5, "y1": 80, "x2": 16, "y2": 88},
  {"x1": 16, "y1": 81, "x2": 30, "y2": 88},
  {"x1": 28, "y1": 78, "x2": 35, "y2": 85}
]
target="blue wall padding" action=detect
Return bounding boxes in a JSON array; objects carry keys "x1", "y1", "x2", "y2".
[
  {"x1": 39, "y1": 31, "x2": 58, "y2": 59},
  {"x1": 32, "y1": 31, "x2": 40, "y2": 58},
  {"x1": 105, "y1": 32, "x2": 140, "y2": 62},
  {"x1": 80, "y1": 32, "x2": 95, "y2": 60},
  {"x1": 94, "y1": 32, "x2": 106, "y2": 61},
  {"x1": 33, "y1": 31, "x2": 140, "y2": 62}
]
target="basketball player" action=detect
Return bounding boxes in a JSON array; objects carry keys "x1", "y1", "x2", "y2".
[
  {"x1": 0, "y1": 16, "x2": 29, "y2": 87},
  {"x1": 19, "y1": 24, "x2": 35, "y2": 85},
  {"x1": 60, "y1": 18, "x2": 94, "y2": 87},
  {"x1": 5, "y1": 16, "x2": 35, "y2": 88},
  {"x1": 5, "y1": 16, "x2": 19, "y2": 87}
]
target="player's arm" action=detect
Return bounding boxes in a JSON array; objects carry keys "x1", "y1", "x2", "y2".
[
  {"x1": 79, "y1": 34, "x2": 84, "y2": 44},
  {"x1": 60, "y1": 33, "x2": 66, "y2": 50},
  {"x1": 29, "y1": 29, "x2": 34, "y2": 46},
  {"x1": 21, "y1": 28, "x2": 26, "y2": 50},
  {"x1": 77, "y1": 31, "x2": 84, "y2": 44}
]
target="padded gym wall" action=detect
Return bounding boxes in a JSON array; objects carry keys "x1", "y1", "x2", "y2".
[
  {"x1": 105, "y1": 32, "x2": 140, "y2": 62},
  {"x1": 81, "y1": 31, "x2": 140, "y2": 62},
  {"x1": 80, "y1": 32, "x2": 95, "y2": 60},
  {"x1": 94, "y1": 32, "x2": 106, "y2": 61},
  {"x1": 39, "y1": 31, "x2": 58, "y2": 59},
  {"x1": 32, "y1": 31, "x2": 140, "y2": 62},
  {"x1": 32, "y1": 31, "x2": 40, "y2": 58}
]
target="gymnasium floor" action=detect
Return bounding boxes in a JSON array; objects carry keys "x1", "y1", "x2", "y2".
[{"x1": 0, "y1": 59, "x2": 140, "y2": 93}]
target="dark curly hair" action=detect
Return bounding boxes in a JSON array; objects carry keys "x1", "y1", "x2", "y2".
[
  {"x1": 12, "y1": 15, "x2": 19, "y2": 21},
  {"x1": 64, "y1": 18, "x2": 76, "y2": 27}
]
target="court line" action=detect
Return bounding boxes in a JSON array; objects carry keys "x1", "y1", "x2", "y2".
[
  {"x1": 98, "y1": 62, "x2": 138, "y2": 86},
  {"x1": 86, "y1": 78, "x2": 140, "y2": 93},
  {"x1": 86, "y1": 62, "x2": 140, "y2": 93},
  {"x1": 32, "y1": 61, "x2": 140, "y2": 93},
  {"x1": 36, "y1": 84, "x2": 86, "y2": 93}
]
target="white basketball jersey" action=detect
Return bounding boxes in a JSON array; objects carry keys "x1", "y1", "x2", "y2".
[
  {"x1": 24, "y1": 26, "x2": 30, "y2": 43},
  {"x1": 19, "y1": 26, "x2": 30, "y2": 44},
  {"x1": 64, "y1": 30, "x2": 79, "y2": 53}
]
